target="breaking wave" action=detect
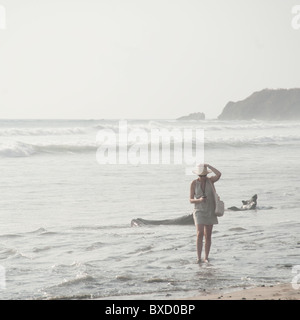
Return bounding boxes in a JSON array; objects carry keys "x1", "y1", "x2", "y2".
[
  {"x1": 1, "y1": 134, "x2": 299, "y2": 158},
  {"x1": 0, "y1": 141, "x2": 97, "y2": 157},
  {"x1": 0, "y1": 127, "x2": 86, "y2": 136},
  {"x1": 1, "y1": 119, "x2": 299, "y2": 158}
]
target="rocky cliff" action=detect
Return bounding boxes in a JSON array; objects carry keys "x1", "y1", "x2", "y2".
[{"x1": 218, "y1": 89, "x2": 300, "y2": 120}]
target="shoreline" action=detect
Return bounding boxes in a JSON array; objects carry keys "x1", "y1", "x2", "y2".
[{"x1": 181, "y1": 283, "x2": 299, "y2": 300}]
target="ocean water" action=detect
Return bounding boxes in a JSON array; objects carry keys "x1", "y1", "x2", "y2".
[{"x1": 0, "y1": 119, "x2": 299, "y2": 299}]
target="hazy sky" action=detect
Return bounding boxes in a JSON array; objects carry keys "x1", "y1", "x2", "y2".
[{"x1": 0, "y1": 0, "x2": 299, "y2": 119}]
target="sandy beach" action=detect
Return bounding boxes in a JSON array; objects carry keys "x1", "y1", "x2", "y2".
[{"x1": 183, "y1": 283, "x2": 299, "y2": 300}]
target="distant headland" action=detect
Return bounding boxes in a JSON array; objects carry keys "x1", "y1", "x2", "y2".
[
  {"x1": 218, "y1": 88, "x2": 300, "y2": 120},
  {"x1": 176, "y1": 112, "x2": 205, "y2": 120}
]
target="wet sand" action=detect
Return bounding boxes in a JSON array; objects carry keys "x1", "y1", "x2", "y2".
[{"x1": 183, "y1": 283, "x2": 300, "y2": 300}]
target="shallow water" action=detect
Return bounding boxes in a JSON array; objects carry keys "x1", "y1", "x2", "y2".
[{"x1": 0, "y1": 119, "x2": 299, "y2": 299}]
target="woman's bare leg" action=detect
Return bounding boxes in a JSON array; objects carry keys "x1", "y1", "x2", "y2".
[
  {"x1": 196, "y1": 224, "x2": 204, "y2": 262},
  {"x1": 204, "y1": 225, "x2": 213, "y2": 262}
]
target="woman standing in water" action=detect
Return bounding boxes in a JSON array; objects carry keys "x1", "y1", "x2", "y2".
[{"x1": 190, "y1": 164, "x2": 222, "y2": 263}]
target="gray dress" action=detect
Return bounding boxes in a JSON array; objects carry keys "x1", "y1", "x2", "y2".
[{"x1": 193, "y1": 178, "x2": 218, "y2": 225}]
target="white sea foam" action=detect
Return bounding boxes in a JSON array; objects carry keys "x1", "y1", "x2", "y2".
[
  {"x1": 0, "y1": 141, "x2": 37, "y2": 157},
  {"x1": 0, "y1": 141, "x2": 99, "y2": 157},
  {"x1": 0, "y1": 127, "x2": 86, "y2": 136}
]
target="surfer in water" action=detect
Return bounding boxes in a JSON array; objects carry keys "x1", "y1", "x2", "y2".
[{"x1": 190, "y1": 164, "x2": 222, "y2": 264}]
